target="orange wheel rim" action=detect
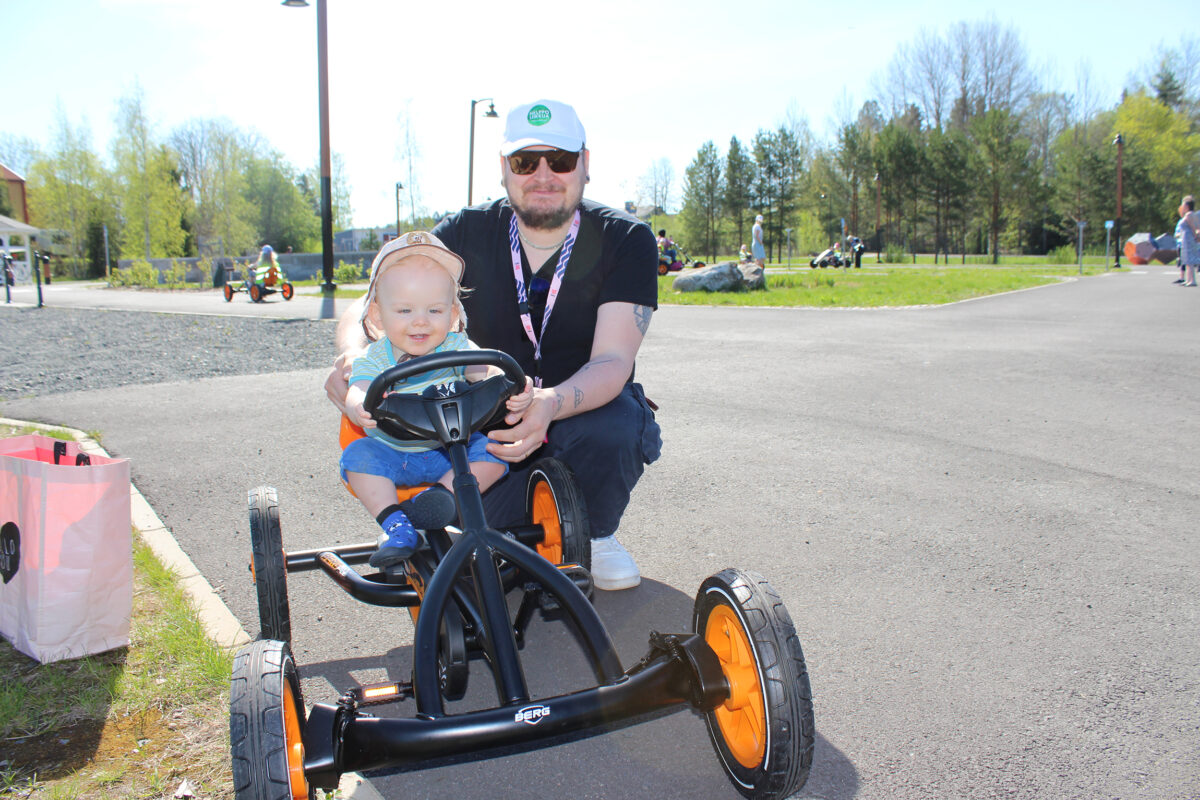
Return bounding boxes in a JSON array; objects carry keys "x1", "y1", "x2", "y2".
[
  {"x1": 705, "y1": 604, "x2": 767, "y2": 768},
  {"x1": 531, "y1": 482, "x2": 562, "y2": 563},
  {"x1": 282, "y1": 680, "x2": 309, "y2": 799}
]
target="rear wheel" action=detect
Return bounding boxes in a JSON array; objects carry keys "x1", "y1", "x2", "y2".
[
  {"x1": 526, "y1": 458, "x2": 590, "y2": 571},
  {"x1": 249, "y1": 486, "x2": 292, "y2": 645},
  {"x1": 230, "y1": 639, "x2": 314, "y2": 800},
  {"x1": 658, "y1": 261, "x2": 669, "y2": 276},
  {"x1": 250, "y1": 283, "x2": 264, "y2": 302},
  {"x1": 694, "y1": 569, "x2": 813, "y2": 800},
  {"x1": 281, "y1": 282, "x2": 294, "y2": 300}
]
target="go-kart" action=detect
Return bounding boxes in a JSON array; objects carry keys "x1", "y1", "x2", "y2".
[
  {"x1": 229, "y1": 349, "x2": 814, "y2": 799},
  {"x1": 659, "y1": 247, "x2": 706, "y2": 275},
  {"x1": 809, "y1": 245, "x2": 846, "y2": 269},
  {"x1": 223, "y1": 263, "x2": 295, "y2": 303}
]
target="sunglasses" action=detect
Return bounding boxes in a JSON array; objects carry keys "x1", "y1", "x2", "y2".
[{"x1": 507, "y1": 148, "x2": 581, "y2": 176}]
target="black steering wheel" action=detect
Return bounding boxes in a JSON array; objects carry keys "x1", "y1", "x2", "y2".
[{"x1": 363, "y1": 349, "x2": 526, "y2": 446}]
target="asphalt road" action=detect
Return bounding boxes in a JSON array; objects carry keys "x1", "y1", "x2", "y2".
[{"x1": 3, "y1": 268, "x2": 1198, "y2": 799}]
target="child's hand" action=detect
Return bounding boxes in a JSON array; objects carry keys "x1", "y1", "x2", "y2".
[
  {"x1": 348, "y1": 398, "x2": 376, "y2": 429},
  {"x1": 506, "y1": 377, "x2": 534, "y2": 415}
]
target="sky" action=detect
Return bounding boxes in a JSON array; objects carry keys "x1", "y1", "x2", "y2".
[{"x1": 1, "y1": 0, "x2": 1184, "y2": 230}]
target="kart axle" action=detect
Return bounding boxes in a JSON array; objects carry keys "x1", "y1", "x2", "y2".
[{"x1": 302, "y1": 632, "x2": 728, "y2": 789}]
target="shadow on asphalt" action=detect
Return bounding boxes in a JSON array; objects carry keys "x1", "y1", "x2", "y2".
[{"x1": 295, "y1": 577, "x2": 859, "y2": 799}]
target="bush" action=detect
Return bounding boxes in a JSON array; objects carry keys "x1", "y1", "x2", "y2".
[
  {"x1": 163, "y1": 259, "x2": 188, "y2": 288},
  {"x1": 335, "y1": 259, "x2": 363, "y2": 282},
  {"x1": 109, "y1": 259, "x2": 160, "y2": 288},
  {"x1": 882, "y1": 245, "x2": 908, "y2": 263},
  {"x1": 1046, "y1": 245, "x2": 1077, "y2": 264}
]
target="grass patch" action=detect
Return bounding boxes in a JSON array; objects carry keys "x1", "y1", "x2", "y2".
[
  {"x1": 660, "y1": 263, "x2": 1109, "y2": 307},
  {"x1": 0, "y1": 424, "x2": 233, "y2": 799}
]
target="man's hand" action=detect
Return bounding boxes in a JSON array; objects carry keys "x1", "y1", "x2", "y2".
[
  {"x1": 325, "y1": 350, "x2": 365, "y2": 415},
  {"x1": 486, "y1": 386, "x2": 560, "y2": 463}
]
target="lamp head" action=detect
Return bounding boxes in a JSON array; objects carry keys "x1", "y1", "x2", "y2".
[{"x1": 281, "y1": 0, "x2": 309, "y2": 7}]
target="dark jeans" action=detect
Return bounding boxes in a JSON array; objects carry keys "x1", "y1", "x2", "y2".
[{"x1": 482, "y1": 382, "x2": 661, "y2": 539}]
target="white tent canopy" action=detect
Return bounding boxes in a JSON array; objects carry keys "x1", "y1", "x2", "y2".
[{"x1": 0, "y1": 213, "x2": 42, "y2": 282}]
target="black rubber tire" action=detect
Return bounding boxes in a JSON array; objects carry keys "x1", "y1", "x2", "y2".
[
  {"x1": 525, "y1": 458, "x2": 590, "y2": 571},
  {"x1": 693, "y1": 568, "x2": 814, "y2": 800},
  {"x1": 224, "y1": 283, "x2": 234, "y2": 302},
  {"x1": 230, "y1": 639, "x2": 314, "y2": 800},
  {"x1": 281, "y1": 283, "x2": 294, "y2": 301},
  {"x1": 250, "y1": 283, "x2": 263, "y2": 302},
  {"x1": 249, "y1": 486, "x2": 292, "y2": 645}
]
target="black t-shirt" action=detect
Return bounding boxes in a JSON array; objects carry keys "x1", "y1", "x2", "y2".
[{"x1": 432, "y1": 198, "x2": 658, "y2": 388}]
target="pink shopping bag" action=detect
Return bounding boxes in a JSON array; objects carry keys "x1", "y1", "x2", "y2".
[{"x1": 0, "y1": 434, "x2": 132, "y2": 663}]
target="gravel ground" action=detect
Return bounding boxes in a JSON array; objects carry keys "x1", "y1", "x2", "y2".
[{"x1": 0, "y1": 305, "x2": 338, "y2": 400}]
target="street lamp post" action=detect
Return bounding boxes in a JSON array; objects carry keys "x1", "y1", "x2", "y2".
[
  {"x1": 395, "y1": 181, "x2": 403, "y2": 241},
  {"x1": 1112, "y1": 133, "x2": 1124, "y2": 270},
  {"x1": 468, "y1": 98, "x2": 499, "y2": 207},
  {"x1": 283, "y1": 0, "x2": 335, "y2": 291}
]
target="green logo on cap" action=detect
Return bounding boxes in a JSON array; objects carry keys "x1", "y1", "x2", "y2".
[{"x1": 527, "y1": 104, "x2": 552, "y2": 126}]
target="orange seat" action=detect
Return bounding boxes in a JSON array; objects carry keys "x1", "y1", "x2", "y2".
[{"x1": 339, "y1": 415, "x2": 429, "y2": 503}]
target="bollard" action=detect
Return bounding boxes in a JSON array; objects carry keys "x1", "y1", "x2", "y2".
[{"x1": 32, "y1": 251, "x2": 44, "y2": 308}]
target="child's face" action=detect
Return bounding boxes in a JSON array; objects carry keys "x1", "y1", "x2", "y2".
[{"x1": 367, "y1": 255, "x2": 460, "y2": 357}]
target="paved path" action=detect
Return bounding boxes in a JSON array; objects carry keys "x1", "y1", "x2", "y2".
[
  {"x1": 3, "y1": 268, "x2": 1198, "y2": 799},
  {"x1": 2, "y1": 281, "x2": 365, "y2": 320}
]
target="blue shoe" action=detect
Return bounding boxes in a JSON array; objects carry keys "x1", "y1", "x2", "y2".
[{"x1": 370, "y1": 511, "x2": 419, "y2": 568}]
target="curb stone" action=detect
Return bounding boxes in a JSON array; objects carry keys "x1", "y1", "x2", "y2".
[{"x1": 0, "y1": 417, "x2": 379, "y2": 800}]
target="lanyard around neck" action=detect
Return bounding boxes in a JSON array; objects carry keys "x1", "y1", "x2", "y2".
[{"x1": 508, "y1": 209, "x2": 581, "y2": 386}]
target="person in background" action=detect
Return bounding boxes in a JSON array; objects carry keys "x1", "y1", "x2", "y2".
[
  {"x1": 752, "y1": 214, "x2": 766, "y2": 268},
  {"x1": 1176, "y1": 195, "x2": 1200, "y2": 288}
]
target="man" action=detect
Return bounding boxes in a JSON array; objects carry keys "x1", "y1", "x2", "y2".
[{"x1": 326, "y1": 99, "x2": 661, "y2": 590}]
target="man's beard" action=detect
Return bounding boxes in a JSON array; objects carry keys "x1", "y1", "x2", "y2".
[{"x1": 512, "y1": 199, "x2": 578, "y2": 231}]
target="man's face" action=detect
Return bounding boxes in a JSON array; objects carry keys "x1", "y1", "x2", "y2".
[{"x1": 502, "y1": 146, "x2": 589, "y2": 231}]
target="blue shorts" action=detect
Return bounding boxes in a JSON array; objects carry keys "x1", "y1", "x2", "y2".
[{"x1": 340, "y1": 433, "x2": 505, "y2": 486}]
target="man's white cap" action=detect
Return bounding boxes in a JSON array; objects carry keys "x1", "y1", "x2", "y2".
[
  {"x1": 361, "y1": 231, "x2": 464, "y2": 334},
  {"x1": 755, "y1": 214, "x2": 764, "y2": 223},
  {"x1": 500, "y1": 99, "x2": 587, "y2": 156}
]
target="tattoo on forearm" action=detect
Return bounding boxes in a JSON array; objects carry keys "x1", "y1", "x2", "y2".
[
  {"x1": 574, "y1": 387, "x2": 584, "y2": 408},
  {"x1": 552, "y1": 391, "x2": 565, "y2": 415},
  {"x1": 633, "y1": 305, "x2": 653, "y2": 335}
]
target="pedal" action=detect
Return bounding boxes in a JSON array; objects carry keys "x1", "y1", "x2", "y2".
[
  {"x1": 347, "y1": 680, "x2": 413, "y2": 707},
  {"x1": 530, "y1": 564, "x2": 593, "y2": 614}
]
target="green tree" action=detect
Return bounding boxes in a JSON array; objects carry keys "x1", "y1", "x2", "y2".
[
  {"x1": 1113, "y1": 91, "x2": 1200, "y2": 224},
  {"x1": 970, "y1": 108, "x2": 1028, "y2": 262},
  {"x1": 679, "y1": 141, "x2": 722, "y2": 260},
  {"x1": 111, "y1": 87, "x2": 188, "y2": 259},
  {"x1": 170, "y1": 117, "x2": 259, "y2": 258},
  {"x1": 925, "y1": 127, "x2": 970, "y2": 260},
  {"x1": 722, "y1": 137, "x2": 753, "y2": 253},
  {"x1": 874, "y1": 120, "x2": 923, "y2": 254},
  {"x1": 246, "y1": 153, "x2": 320, "y2": 256},
  {"x1": 26, "y1": 107, "x2": 116, "y2": 277}
]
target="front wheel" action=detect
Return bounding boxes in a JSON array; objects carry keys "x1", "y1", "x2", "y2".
[
  {"x1": 694, "y1": 569, "x2": 813, "y2": 799},
  {"x1": 230, "y1": 639, "x2": 314, "y2": 800},
  {"x1": 526, "y1": 458, "x2": 590, "y2": 571},
  {"x1": 249, "y1": 486, "x2": 292, "y2": 645},
  {"x1": 281, "y1": 282, "x2": 294, "y2": 300},
  {"x1": 223, "y1": 283, "x2": 234, "y2": 302}
]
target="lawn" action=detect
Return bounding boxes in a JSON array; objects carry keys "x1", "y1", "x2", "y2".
[{"x1": 659, "y1": 262, "x2": 1112, "y2": 307}]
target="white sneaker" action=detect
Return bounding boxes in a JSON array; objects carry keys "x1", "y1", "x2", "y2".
[{"x1": 590, "y1": 535, "x2": 641, "y2": 590}]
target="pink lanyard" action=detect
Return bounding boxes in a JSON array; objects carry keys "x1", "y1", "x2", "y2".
[{"x1": 508, "y1": 209, "x2": 580, "y2": 386}]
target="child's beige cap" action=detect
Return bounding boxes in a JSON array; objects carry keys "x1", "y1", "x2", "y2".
[{"x1": 361, "y1": 231, "x2": 465, "y2": 328}]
